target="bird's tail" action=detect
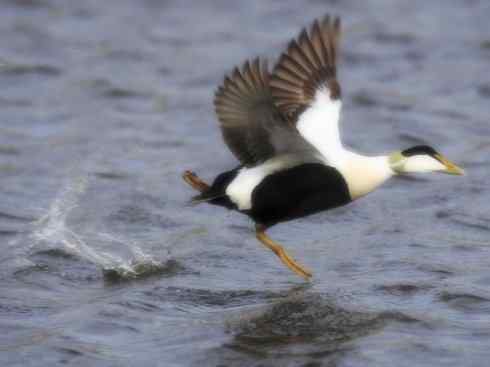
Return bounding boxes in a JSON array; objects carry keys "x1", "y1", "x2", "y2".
[
  {"x1": 182, "y1": 170, "x2": 225, "y2": 205},
  {"x1": 182, "y1": 168, "x2": 238, "y2": 210},
  {"x1": 189, "y1": 191, "x2": 225, "y2": 206}
]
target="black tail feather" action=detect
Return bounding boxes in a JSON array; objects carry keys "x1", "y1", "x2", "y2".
[
  {"x1": 190, "y1": 192, "x2": 226, "y2": 205},
  {"x1": 188, "y1": 167, "x2": 241, "y2": 209}
]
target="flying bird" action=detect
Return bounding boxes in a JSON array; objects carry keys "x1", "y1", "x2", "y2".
[{"x1": 182, "y1": 15, "x2": 464, "y2": 279}]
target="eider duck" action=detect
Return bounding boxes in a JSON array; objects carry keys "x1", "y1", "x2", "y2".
[{"x1": 182, "y1": 15, "x2": 464, "y2": 279}]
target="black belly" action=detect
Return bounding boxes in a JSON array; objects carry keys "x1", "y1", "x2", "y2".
[{"x1": 247, "y1": 163, "x2": 351, "y2": 226}]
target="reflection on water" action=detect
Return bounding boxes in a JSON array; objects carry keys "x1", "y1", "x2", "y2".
[
  {"x1": 230, "y1": 293, "x2": 409, "y2": 345},
  {"x1": 207, "y1": 290, "x2": 419, "y2": 366},
  {"x1": 1, "y1": 0, "x2": 490, "y2": 366}
]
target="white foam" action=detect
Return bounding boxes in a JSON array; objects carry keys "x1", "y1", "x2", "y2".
[{"x1": 32, "y1": 172, "x2": 161, "y2": 276}]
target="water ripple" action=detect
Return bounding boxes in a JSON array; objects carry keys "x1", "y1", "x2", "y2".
[
  {"x1": 0, "y1": 63, "x2": 61, "y2": 77},
  {"x1": 439, "y1": 291, "x2": 490, "y2": 312},
  {"x1": 103, "y1": 259, "x2": 185, "y2": 282}
]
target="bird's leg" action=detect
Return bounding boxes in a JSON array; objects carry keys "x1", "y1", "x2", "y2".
[
  {"x1": 255, "y1": 224, "x2": 312, "y2": 280},
  {"x1": 182, "y1": 170, "x2": 210, "y2": 193}
]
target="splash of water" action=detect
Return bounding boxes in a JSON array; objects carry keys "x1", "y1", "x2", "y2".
[{"x1": 31, "y1": 172, "x2": 165, "y2": 279}]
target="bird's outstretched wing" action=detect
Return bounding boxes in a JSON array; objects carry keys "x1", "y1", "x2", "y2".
[
  {"x1": 214, "y1": 58, "x2": 318, "y2": 167},
  {"x1": 270, "y1": 15, "x2": 344, "y2": 163}
]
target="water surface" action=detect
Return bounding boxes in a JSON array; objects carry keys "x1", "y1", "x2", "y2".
[{"x1": 1, "y1": 1, "x2": 490, "y2": 366}]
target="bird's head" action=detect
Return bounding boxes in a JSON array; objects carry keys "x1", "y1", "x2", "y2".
[{"x1": 389, "y1": 145, "x2": 464, "y2": 175}]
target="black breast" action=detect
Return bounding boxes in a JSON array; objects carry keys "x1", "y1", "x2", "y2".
[{"x1": 248, "y1": 163, "x2": 351, "y2": 227}]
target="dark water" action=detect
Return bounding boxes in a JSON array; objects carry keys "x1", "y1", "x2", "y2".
[{"x1": 1, "y1": 0, "x2": 489, "y2": 366}]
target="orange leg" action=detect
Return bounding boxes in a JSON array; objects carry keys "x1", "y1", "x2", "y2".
[
  {"x1": 182, "y1": 170, "x2": 210, "y2": 193},
  {"x1": 255, "y1": 224, "x2": 312, "y2": 280}
]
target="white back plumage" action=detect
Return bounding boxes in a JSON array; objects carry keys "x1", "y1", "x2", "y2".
[{"x1": 296, "y1": 88, "x2": 344, "y2": 164}]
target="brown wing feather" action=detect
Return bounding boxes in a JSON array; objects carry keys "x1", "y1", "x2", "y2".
[
  {"x1": 215, "y1": 58, "x2": 287, "y2": 166},
  {"x1": 270, "y1": 15, "x2": 342, "y2": 122},
  {"x1": 214, "y1": 58, "x2": 320, "y2": 167}
]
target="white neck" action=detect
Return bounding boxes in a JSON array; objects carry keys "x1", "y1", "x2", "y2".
[{"x1": 332, "y1": 150, "x2": 394, "y2": 200}]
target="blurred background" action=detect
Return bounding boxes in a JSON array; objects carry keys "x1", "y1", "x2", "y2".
[{"x1": 0, "y1": 0, "x2": 489, "y2": 366}]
